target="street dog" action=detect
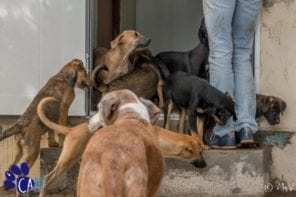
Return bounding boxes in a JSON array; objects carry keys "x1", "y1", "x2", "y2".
[
  {"x1": 164, "y1": 71, "x2": 235, "y2": 142},
  {"x1": 92, "y1": 30, "x2": 151, "y2": 85},
  {"x1": 0, "y1": 59, "x2": 90, "y2": 169},
  {"x1": 37, "y1": 97, "x2": 206, "y2": 196},
  {"x1": 155, "y1": 18, "x2": 209, "y2": 80},
  {"x1": 37, "y1": 94, "x2": 160, "y2": 196},
  {"x1": 92, "y1": 48, "x2": 167, "y2": 109},
  {"x1": 77, "y1": 89, "x2": 164, "y2": 197},
  {"x1": 256, "y1": 94, "x2": 287, "y2": 125},
  {"x1": 155, "y1": 126, "x2": 206, "y2": 168}
]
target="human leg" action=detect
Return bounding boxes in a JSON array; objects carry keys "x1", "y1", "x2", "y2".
[
  {"x1": 232, "y1": 0, "x2": 261, "y2": 135},
  {"x1": 203, "y1": 0, "x2": 236, "y2": 137}
]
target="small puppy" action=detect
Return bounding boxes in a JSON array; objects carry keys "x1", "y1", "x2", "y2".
[
  {"x1": 165, "y1": 71, "x2": 235, "y2": 139},
  {"x1": 78, "y1": 89, "x2": 164, "y2": 197},
  {"x1": 92, "y1": 30, "x2": 151, "y2": 85},
  {"x1": 155, "y1": 126, "x2": 206, "y2": 168},
  {"x1": 0, "y1": 59, "x2": 90, "y2": 169},
  {"x1": 256, "y1": 94, "x2": 287, "y2": 125}
]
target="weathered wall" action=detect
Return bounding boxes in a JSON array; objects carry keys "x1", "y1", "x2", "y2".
[
  {"x1": 261, "y1": 0, "x2": 296, "y2": 192},
  {"x1": 260, "y1": 0, "x2": 296, "y2": 132}
]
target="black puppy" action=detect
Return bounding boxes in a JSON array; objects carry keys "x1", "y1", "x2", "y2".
[
  {"x1": 256, "y1": 94, "x2": 286, "y2": 125},
  {"x1": 200, "y1": 94, "x2": 287, "y2": 145},
  {"x1": 156, "y1": 18, "x2": 209, "y2": 79},
  {"x1": 165, "y1": 71, "x2": 235, "y2": 137}
]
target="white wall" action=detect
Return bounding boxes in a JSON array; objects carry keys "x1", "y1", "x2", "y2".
[{"x1": 0, "y1": 0, "x2": 86, "y2": 115}]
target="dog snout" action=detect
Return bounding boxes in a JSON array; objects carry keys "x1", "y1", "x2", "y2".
[
  {"x1": 191, "y1": 158, "x2": 207, "y2": 168},
  {"x1": 271, "y1": 118, "x2": 280, "y2": 125},
  {"x1": 138, "y1": 37, "x2": 151, "y2": 47}
]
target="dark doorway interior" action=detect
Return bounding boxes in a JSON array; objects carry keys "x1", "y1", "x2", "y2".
[{"x1": 96, "y1": 0, "x2": 120, "y2": 48}]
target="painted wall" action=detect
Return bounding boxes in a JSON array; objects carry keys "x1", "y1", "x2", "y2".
[
  {"x1": 261, "y1": 0, "x2": 296, "y2": 191},
  {"x1": 0, "y1": 0, "x2": 86, "y2": 115}
]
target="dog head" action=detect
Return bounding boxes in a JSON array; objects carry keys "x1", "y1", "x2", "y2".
[
  {"x1": 62, "y1": 59, "x2": 90, "y2": 90},
  {"x1": 88, "y1": 89, "x2": 160, "y2": 133},
  {"x1": 257, "y1": 94, "x2": 287, "y2": 125},
  {"x1": 159, "y1": 128, "x2": 206, "y2": 168},
  {"x1": 206, "y1": 92, "x2": 235, "y2": 126},
  {"x1": 110, "y1": 30, "x2": 151, "y2": 50},
  {"x1": 198, "y1": 18, "x2": 209, "y2": 47}
]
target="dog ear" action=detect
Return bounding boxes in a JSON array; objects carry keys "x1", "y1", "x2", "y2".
[
  {"x1": 62, "y1": 63, "x2": 78, "y2": 87},
  {"x1": 261, "y1": 96, "x2": 272, "y2": 113},
  {"x1": 110, "y1": 34, "x2": 124, "y2": 49},
  {"x1": 139, "y1": 97, "x2": 160, "y2": 124},
  {"x1": 225, "y1": 92, "x2": 235, "y2": 103},
  {"x1": 188, "y1": 130, "x2": 204, "y2": 146},
  {"x1": 279, "y1": 100, "x2": 287, "y2": 115},
  {"x1": 101, "y1": 95, "x2": 120, "y2": 123}
]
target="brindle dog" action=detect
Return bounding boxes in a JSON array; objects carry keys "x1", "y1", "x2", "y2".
[
  {"x1": 0, "y1": 59, "x2": 90, "y2": 169},
  {"x1": 256, "y1": 94, "x2": 286, "y2": 125},
  {"x1": 92, "y1": 48, "x2": 167, "y2": 110}
]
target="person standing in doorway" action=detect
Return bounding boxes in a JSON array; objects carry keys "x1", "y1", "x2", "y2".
[{"x1": 203, "y1": 0, "x2": 261, "y2": 148}]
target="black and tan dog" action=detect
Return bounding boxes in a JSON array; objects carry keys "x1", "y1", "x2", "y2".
[
  {"x1": 256, "y1": 94, "x2": 286, "y2": 125},
  {"x1": 156, "y1": 18, "x2": 209, "y2": 79},
  {"x1": 0, "y1": 59, "x2": 90, "y2": 169},
  {"x1": 164, "y1": 71, "x2": 235, "y2": 141}
]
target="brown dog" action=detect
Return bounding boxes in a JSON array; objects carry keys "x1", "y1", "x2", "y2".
[
  {"x1": 92, "y1": 48, "x2": 166, "y2": 109},
  {"x1": 256, "y1": 94, "x2": 287, "y2": 125},
  {"x1": 0, "y1": 59, "x2": 90, "y2": 169},
  {"x1": 36, "y1": 96, "x2": 206, "y2": 196},
  {"x1": 92, "y1": 30, "x2": 151, "y2": 85},
  {"x1": 37, "y1": 95, "x2": 159, "y2": 197},
  {"x1": 155, "y1": 126, "x2": 206, "y2": 168},
  {"x1": 78, "y1": 89, "x2": 164, "y2": 197}
]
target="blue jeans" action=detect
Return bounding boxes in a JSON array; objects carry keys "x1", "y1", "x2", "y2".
[{"x1": 203, "y1": 0, "x2": 261, "y2": 137}]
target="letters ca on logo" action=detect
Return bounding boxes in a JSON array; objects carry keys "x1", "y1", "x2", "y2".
[{"x1": 3, "y1": 162, "x2": 35, "y2": 194}]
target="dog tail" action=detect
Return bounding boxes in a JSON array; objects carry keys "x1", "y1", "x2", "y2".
[
  {"x1": 150, "y1": 57, "x2": 170, "y2": 79},
  {"x1": 91, "y1": 64, "x2": 109, "y2": 92},
  {"x1": 0, "y1": 123, "x2": 22, "y2": 140},
  {"x1": 37, "y1": 97, "x2": 71, "y2": 136}
]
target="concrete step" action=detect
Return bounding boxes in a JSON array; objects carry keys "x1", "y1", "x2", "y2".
[
  {"x1": 159, "y1": 148, "x2": 267, "y2": 196},
  {"x1": 40, "y1": 147, "x2": 267, "y2": 196}
]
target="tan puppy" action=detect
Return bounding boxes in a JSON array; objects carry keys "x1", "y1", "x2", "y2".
[
  {"x1": 78, "y1": 90, "x2": 163, "y2": 197},
  {"x1": 92, "y1": 30, "x2": 151, "y2": 85},
  {"x1": 155, "y1": 126, "x2": 206, "y2": 168},
  {"x1": 0, "y1": 59, "x2": 90, "y2": 170}
]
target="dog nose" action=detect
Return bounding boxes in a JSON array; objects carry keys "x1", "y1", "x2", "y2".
[{"x1": 191, "y1": 159, "x2": 207, "y2": 168}]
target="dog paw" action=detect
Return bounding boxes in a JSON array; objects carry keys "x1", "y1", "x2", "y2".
[{"x1": 3, "y1": 163, "x2": 35, "y2": 194}]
